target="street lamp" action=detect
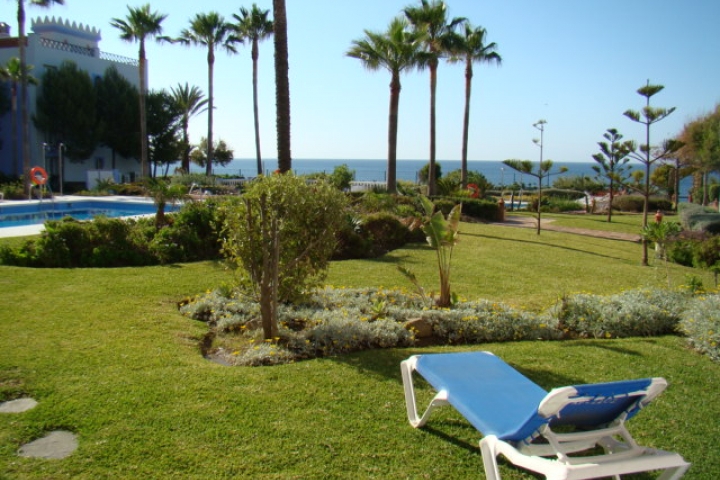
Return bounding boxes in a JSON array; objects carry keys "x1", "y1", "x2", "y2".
[{"x1": 41, "y1": 142, "x2": 48, "y2": 170}]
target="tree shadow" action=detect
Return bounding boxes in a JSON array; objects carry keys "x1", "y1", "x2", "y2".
[{"x1": 464, "y1": 231, "x2": 629, "y2": 262}]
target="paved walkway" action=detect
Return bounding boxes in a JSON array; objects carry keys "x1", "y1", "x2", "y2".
[{"x1": 492, "y1": 215, "x2": 641, "y2": 242}]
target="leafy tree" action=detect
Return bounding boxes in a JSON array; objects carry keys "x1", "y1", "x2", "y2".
[
  {"x1": 404, "y1": 0, "x2": 465, "y2": 196},
  {"x1": 623, "y1": 81, "x2": 683, "y2": 266},
  {"x1": 448, "y1": 22, "x2": 501, "y2": 187},
  {"x1": 34, "y1": 60, "x2": 97, "y2": 161},
  {"x1": 95, "y1": 66, "x2": 139, "y2": 164},
  {"x1": 444, "y1": 169, "x2": 491, "y2": 195},
  {"x1": 16, "y1": 0, "x2": 64, "y2": 195},
  {"x1": 347, "y1": 17, "x2": 425, "y2": 194},
  {"x1": 272, "y1": 0, "x2": 291, "y2": 173},
  {"x1": 232, "y1": 4, "x2": 273, "y2": 176},
  {"x1": 190, "y1": 136, "x2": 234, "y2": 169},
  {"x1": 418, "y1": 160, "x2": 442, "y2": 184},
  {"x1": 676, "y1": 104, "x2": 720, "y2": 205},
  {"x1": 170, "y1": 12, "x2": 238, "y2": 176},
  {"x1": 591, "y1": 128, "x2": 633, "y2": 222},
  {"x1": 503, "y1": 159, "x2": 567, "y2": 234},
  {"x1": 329, "y1": 163, "x2": 355, "y2": 191},
  {"x1": 146, "y1": 90, "x2": 183, "y2": 176},
  {"x1": 1, "y1": 57, "x2": 36, "y2": 175},
  {"x1": 220, "y1": 174, "x2": 348, "y2": 339},
  {"x1": 169, "y1": 83, "x2": 208, "y2": 173},
  {"x1": 110, "y1": 4, "x2": 168, "y2": 179}
]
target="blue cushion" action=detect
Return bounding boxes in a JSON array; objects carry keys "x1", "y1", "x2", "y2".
[{"x1": 415, "y1": 352, "x2": 548, "y2": 441}]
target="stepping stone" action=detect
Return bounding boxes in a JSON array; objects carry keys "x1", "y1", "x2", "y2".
[
  {"x1": 18, "y1": 431, "x2": 78, "y2": 459},
  {"x1": 0, "y1": 398, "x2": 38, "y2": 413}
]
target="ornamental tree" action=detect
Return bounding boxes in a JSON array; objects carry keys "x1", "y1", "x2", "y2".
[{"x1": 219, "y1": 173, "x2": 348, "y2": 339}]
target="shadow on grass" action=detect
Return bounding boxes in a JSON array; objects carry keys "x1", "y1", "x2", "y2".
[{"x1": 465, "y1": 232, "x2": 629, "y2": 262}]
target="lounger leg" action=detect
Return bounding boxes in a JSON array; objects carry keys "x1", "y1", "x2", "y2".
[
  {"x1": 657, "y1": 464, "x2": 691, "y2": 480},
  {"x1": 400, "y1": 357, "x2": 448, "y2": 428},
  {"x1": 480, "y1": 436, "x2": 503, "y2": 480}
]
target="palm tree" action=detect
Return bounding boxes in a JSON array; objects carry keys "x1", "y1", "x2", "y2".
[
  {"x1": 171, "y1": 12, "x2": 238, "y2": 176},
  {"x1": 448, "y1": 22, "x2": 501, "y2": 188},
  {"x1": 232, "y1": 4, "x2": 273, "y2": 177},
  {"x1": 272, "y1": 0, "x2": 291, "y2": 173},
  {"x1": 347, "y1": 17, "x2": 426, "y2": 194},
  {"x1": 404, "y1": 0, "x2": 465, "y2": 196},
  {"x1": 169, "y1": 83, "x2": 208, "y2": 173},
  {"x1": 1, "y1": 57, "x2": 37, "y2": 176},
  {"x1": 16, "y1": 0, "x2": 64, "y2": 196},
  {"x1": 110, "y1": 4, "x2": 168, "y2": 180}
]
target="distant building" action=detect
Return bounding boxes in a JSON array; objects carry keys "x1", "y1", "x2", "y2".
[{"x1": 0, "y1": 17, "x2": 143, "y2": 189}]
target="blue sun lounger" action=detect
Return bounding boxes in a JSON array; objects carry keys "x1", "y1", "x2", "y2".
[{"x1": 401, "y1": 351, "x2": 690, "y2": 479}]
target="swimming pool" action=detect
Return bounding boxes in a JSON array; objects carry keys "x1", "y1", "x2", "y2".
[{"x1": 0, "y1": 197, "x2": 181, "y2": 231}]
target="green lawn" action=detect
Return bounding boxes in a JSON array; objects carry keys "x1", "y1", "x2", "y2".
[{"x1": 1, "y1": 219, "x2": 717, "y2": 479}]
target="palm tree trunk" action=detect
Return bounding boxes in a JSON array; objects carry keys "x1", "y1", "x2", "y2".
[
  {"x1": 273, "y1": 0, "x2": 291, "y2": 172},
  {"x1": 387, "y1": 72, "x2": 401, "y2": 194},
  {"x1": 181, "y1": 118, "x2": 190, "y2": 173},
  {"x1": 461, "y1": 61, "x2": 473, "y2": 188},
  {"x1": 18, "y1": 0, "x2": 31, "y2": 197},
  {"x1": 206, "y1": 50, "x2": 215, "y2": 177},
  {"x1": 428, "y1": 61, "x2": 437, "y2": 196},
  {"x1": 10, "y1": 84, "x2": 18, "y2": 175},
  {"x1": 138, "y1": 43, "x2": 149, "y2": 179},
  {"x1": 252, "y1": 39, "x2": 263, "y2": 176}
]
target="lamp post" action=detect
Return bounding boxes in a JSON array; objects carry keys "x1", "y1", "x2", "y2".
[
  {"x1": 58, "y1": 143, "x2": 65, "y2": 195},
  {"x1": 41, "y1": 143, "x2": 47, "y2": 170},
  {"x1": 533, "y1": 119, "x2": 546, "y2": 186},
  {"x1": 500, "y1": 167, "x2": 504, "y2": 189}
]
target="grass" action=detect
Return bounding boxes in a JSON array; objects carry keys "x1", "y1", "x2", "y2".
[{"x1": 1, "y1": 217, "x2": 718, "y2": 479}]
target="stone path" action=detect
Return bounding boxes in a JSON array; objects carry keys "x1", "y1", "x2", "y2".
[{"x1": 0, "y1": 397, "x2": 78, "y2": 459}]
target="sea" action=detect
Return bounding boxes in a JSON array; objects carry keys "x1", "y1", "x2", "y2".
[{"x1": 188, "y1": 158, "x2": 693, "y2": 200}]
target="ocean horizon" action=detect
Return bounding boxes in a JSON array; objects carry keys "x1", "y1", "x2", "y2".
[{"x1": 187, "y1": 158, "x2": 692, "y2": 199}]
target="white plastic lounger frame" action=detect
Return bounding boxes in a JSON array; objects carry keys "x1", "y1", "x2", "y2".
[{"x1": 401, "y1": 351, "x2": 690, "y2": 480}]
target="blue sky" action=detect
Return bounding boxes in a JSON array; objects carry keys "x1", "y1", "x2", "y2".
[{"x1": 19, "y1": 0, "x2": 720, "y2": 163}]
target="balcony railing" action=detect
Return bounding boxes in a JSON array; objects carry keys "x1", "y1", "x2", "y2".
[{"x1": 39, "y1": 37, "x2": 138, "y2": 67}]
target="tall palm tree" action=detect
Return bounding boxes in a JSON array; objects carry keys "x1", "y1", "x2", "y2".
[
  {"x1": 347, "y1": 17, "x2": 426, "y2": 194},
  {"x1": 448, "y1": 22, "x2": 501, "y2": 188},
  {"x1": 16, "y1": 0, "x2": 64, "y2": 196},
  {"x1": 272, "y1": 0, "x2": 291, "y2": 173},
  {"x1": 172, "y1": 12, "x2": 238, "y2": 176},
  {"x1": 1, "y1": 57, "x2": 37, "y2": 176},
  {"x1": 110, "y1": 4, "x2": 167, "y2": 180},
  {"x1": 404, "y1": 0, "x2": 464, "y2": 196},
  {"x1": 169, "y1": 83, "x2": 208, "y2": 173},
  {"x1": 232, "y1": 4, "x2": 273, "y2": 177}
]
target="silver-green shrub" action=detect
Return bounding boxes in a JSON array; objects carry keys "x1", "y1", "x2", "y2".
[
  {"x1": 679, "y1": 294, "x2": 720, "y2": 363},
  {"x1": 552, "y1": 288, "x2": 690, "y2": 339}
]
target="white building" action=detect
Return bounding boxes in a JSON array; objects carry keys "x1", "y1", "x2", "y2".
[{"x1": 0, "y1": 17, "x2": 143, "y2": 190}]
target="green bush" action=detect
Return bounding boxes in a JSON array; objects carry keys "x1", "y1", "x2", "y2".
[
  {"x1": 0, "y1": 201, "x2": 222, "y2": 268},
  {"x1": 612, "y1": 195, "x2": 673, "y2": 213},
  {"x1": 431, "y1": 197, "x2": 502, "y2": 221}
]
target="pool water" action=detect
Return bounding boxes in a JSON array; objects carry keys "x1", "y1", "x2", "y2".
[{"x1": 0, "y1": 199, "x2": 181, "y2": 229}]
